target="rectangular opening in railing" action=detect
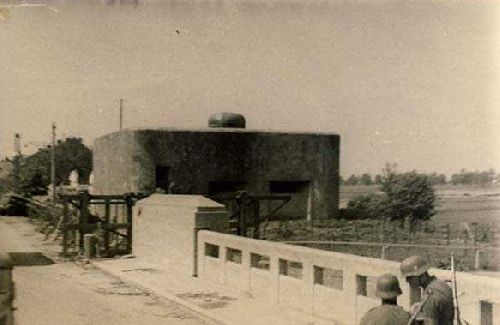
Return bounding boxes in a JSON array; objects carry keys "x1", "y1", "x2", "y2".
[
  {"x1": 314, "y1": 266, "x2": 343, "y2": 290},
  {"x1": 356, "y1": 275, "x2": 367, "y2": 296},
  {"x1": 356, "y1": 274, "x2": 377, "y2": 298},
  {"x1": 279, "y1": 259, "x2": 303, "y2": 279},
  {"x1": 205, "y1": 243, "x2": 220, "y2": 258},
  {"x1": 250, "y1": 253, "x2": 270, "y2": 271},
  {"x1": 226, "y1": 247, "x2": 242, "y2": 264}
]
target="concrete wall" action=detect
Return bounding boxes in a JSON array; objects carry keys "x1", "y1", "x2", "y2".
[
  {"x1": 133, "y1": 194, "x2": 229, "y2": 276},
  {"x1": 131, "y1": 194, "x2": 500, "y2": 324},
  {"x1": 93, "y1": 130, "x2": 140, "y2": 195},
  {"x1": 197, "y1": 230, "x2": 500, "y2": 325},
  {"x1": 94, "y1": 128, "x2": 340, "y2": 219}
]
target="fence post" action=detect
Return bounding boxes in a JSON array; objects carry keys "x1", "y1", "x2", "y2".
[
  {"x1": 253, "y1": 200, "x2": 260, "y2": 239},
  {"x1": 407, "y1": 221, "x2": 412, "y2": 244},
  {"x1": 491, "y1": 224, "x2": 497, "y2": 246},
  {"x1": 379, "y1": 220, "x2": 385, "y2": 242},
  {"x1": 62, "y1": 199, "x2": 69, "y2": 256},
  {"x1": 472, "y1": 222, "x2": 477, "y2": 247},
  {"x1": 126, "y1": 196, "x2": 133, "y2": 253},
  {"x1": 79, "y1": 193, "x2": 90, "y2": 253},
  {"x1": 104, "y1": 199, "x2": 110, "y2": 256},
  {"x1": 380, "y1": 245, "x2": 389, "y2": 260},
  {"x1": 474, "y1": 250, "x2": 487, "y2": 270},
  {"x1": 392, "y1": 222, "x2": 397, "y2": 243},
  {"x1": 83, "y1": 234, "x2": 96, "y2": 259},
  {"x1": 441, "y1": 224, "x2": 451, "y2": 245}
]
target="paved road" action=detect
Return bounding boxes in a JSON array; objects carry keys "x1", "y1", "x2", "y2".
[{"x1": 0, "y1": 216, "x2": 207, "y2": 325}]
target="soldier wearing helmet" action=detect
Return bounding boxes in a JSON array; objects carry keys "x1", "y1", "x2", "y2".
[
  {"x1": 359, "y1": 273, "x2": 410, "y2": 325},
  {"x1": 400, "y1": 256, "x2": 454, "y2": 325}
]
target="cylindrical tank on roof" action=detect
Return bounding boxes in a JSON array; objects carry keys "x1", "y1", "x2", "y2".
[{"x1": 208, "y1": 113, "x2": 246, "y2": 128}]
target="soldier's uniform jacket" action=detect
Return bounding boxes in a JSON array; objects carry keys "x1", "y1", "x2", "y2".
[
  {"x1": 359, "y1": 304, "x2": 411, "y2": 325},
  {"x1": 418, "y1": 276, "x2": 455, "y2": 325}
]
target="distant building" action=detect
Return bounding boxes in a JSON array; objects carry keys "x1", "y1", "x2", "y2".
[{"x1": 93, "y1": 113, "x2": 340, "y2": 220}]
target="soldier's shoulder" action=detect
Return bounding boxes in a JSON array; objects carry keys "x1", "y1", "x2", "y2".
[
  {"x1": 428, "y1": 278, "x2": 453, "y2": 295},
  {"x1": 361, "y1": 305, "x2": 389, "y2": 318},
  {"x1": 364, "y1": 306, "x2": 382, "y2": 314},
  {"x1": 361, "y1": 305, "x2": 410, "y2": 324},
  {"x1": 359, "y1": 307, "x2": 381, "y2": 325},
  {"x1": 387, "y1": 305, "x2": 411, "y2": 318}
]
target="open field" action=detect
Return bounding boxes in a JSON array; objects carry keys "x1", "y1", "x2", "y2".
[
  {"x1": 262, "y1": 184, "x2": 500, "y2": 271},
  {"x1": 340, "y1": 184, "x2": 500, "y2": 225}
]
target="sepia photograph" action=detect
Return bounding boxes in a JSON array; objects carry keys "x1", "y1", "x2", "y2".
[{"x1": 0, "y1": 0, "x2": 499, "y2": 324}]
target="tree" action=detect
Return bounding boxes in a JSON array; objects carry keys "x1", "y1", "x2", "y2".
[
  {"x1": 380, "y1": 171, "x2": 436, "y2": 230},
  {"x1": 374, "y1": 174, "x2": 383, "y2": 185},
  {"x1": 359, "y1": 173, "x2": 373, "y2": 185},
  {"x1": 344, "y1": 174, "x2": 359, "y2": 186},
  {"x1": 15, "y1": 137, "x2": 92, "y2": 195},
  {"x1": 437, "y1": 174, "x2": 446, "y2": 185},
  {"x1": 426, "y1": 173, "x2": 446, "y2": 185}
]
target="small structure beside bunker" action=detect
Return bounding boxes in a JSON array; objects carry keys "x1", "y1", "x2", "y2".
[{"x1": 93, "y1": 113, "x2": 340, "y2": 220}]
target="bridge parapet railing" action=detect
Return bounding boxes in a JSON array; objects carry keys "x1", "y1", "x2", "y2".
[{"x1": 197, "y1": 230, "x2": 500, "y2": 325}]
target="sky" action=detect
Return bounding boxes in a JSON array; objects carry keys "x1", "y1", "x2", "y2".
[{"x1": 0, "y1": 0, "x2": 499, "y2": 177}]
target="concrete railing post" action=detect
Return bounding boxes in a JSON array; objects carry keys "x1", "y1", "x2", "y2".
[{"x1": 269, "y1": 255, "x2": 280, "y2": 304}]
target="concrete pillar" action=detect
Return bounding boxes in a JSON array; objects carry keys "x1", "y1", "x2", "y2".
[
  {"x1": 269, "y1": 255, "x2": 280, "y2": 304},
  {"x1": 303, "y1": 262, "x2": 315, "y2": 314},
  {"x1": 345, "y1": 271, "x2": 359, "y2": 324},
  {"x1": 132, "y1": 194, "x2": 229, "y2": 276},
  {"x1": 241, "y1": 250, "x2": 251, "y2": 294},
  {"x1": 83, "y1": 234, "x2": 96, "y2": 259}
]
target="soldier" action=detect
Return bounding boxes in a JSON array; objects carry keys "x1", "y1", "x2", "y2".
[
  {"x1": 400, "y1": 255, "x2": 454, "y2": 325},
  {"x1": 359, "y1": 273, "x2": 410, "y2": 325}
]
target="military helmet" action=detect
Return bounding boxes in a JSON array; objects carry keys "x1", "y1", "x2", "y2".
[
  {"x1": 0, "y1": 253, "x2": 13, "y2": 269},
  {"x1": 375, "y1": 273, "x2": 403, "y2": 299},
  {"x1": 400, "y1": 255, "x2": 429, "y2": 277}
]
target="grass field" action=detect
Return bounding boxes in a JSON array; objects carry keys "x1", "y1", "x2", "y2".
[
  {"x1": 262, "y1": 184, "x2": 500, "y2": 271},
  {"x1": 340, "y1": 184, "x2": 500, "y2": 225}
]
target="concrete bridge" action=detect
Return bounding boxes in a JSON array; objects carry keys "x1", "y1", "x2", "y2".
[{"x1": 98, "y1": 194, "x2": 499, "y2": 325}]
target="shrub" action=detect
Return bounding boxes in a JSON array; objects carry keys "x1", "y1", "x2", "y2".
[
  {"x1": 381, "y1": 171, "x2": 436, "y2": 225},
  {"x1": 345, "y1": 193, "x2": 386, "y2": 219}
]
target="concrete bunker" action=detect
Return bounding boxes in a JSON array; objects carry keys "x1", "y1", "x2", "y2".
[{"x1": 93, "y1": 114, "x2": 340, "y2": 220}]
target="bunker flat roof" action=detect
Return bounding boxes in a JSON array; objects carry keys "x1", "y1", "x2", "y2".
[{"x1": 99, "y1": 127, "x2": 340, "y2": 138}]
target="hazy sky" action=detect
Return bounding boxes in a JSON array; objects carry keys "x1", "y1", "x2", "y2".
[{"x1": 1, "y1": 0, "x2": 499, "y2": 176}]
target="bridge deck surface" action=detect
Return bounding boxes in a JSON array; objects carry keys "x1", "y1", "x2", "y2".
[{"x1": 94, "y1": 258, "x2": 337, "y2": 325}]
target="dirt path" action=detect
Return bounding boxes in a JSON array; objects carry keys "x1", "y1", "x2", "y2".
[{"x1": 0, "y1": 216, "x2": 207, "y2": 325}]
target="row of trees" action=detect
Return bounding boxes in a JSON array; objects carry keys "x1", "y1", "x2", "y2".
[
  {"x1": 450, "y1": 169, "x2": 497, "y2": 185},
  {"x1": 8, "y1": 137, "x2": 92, "y2": 195},
  {"x1": 341, "y1": 169, "x2": 497, "y2": 186}
]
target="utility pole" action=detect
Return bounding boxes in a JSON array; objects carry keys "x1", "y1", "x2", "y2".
[
  {"x1": 51, "y1": 122, "x2": 56, "y2": 206},
  {"x1": 14, "y1": 133, "x2": 21, "y2": 157},
  {"x1": 119, "y1": 98, "x2": 124, "y2": 130},
  {"x1": 13, "y1": 133, "x2": 21, "y2": 191}
]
